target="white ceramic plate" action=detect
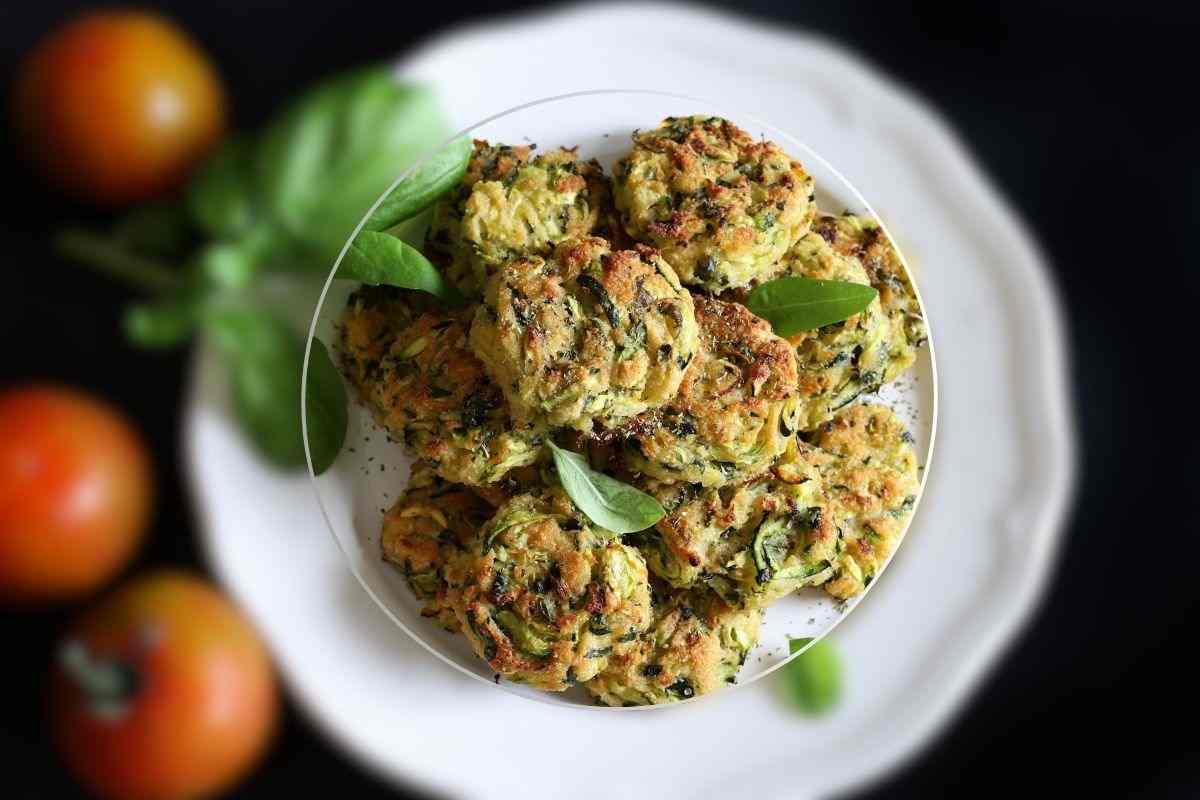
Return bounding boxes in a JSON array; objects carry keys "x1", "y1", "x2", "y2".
[
  {"x1": 188, "y1": 5, "x2": 1074, "y2": 798},
  {"x1": 303, "y1": 89, "x2": 937, "y2": 708}
]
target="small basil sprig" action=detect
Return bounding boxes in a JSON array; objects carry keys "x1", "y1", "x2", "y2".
[
  {"x1": 745, "y1": 277, "x2": 878, "y2": 337},
  {"x1": 547, "y1": 442, "x2": 665, "y2": 534},
  {"x1": 780, "y1": 637, "x2": 842, "y2": 715},
  {"x1": 54, "y1": 65, "x2": 454, "y2": 473},
  {"x1": 337, "y1": 231, "x2": 463, "y2": 304}
]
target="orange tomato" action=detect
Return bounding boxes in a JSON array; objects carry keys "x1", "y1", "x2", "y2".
[
  {"x1": 0, "y1": 386, "x2": 152, "y2": 603},
  {"x1": 13, "y1": 10, "x2": 227, "y2": 205},
  {"x1": 51, "y1": 571, "x2": 279, "y2": 800}
]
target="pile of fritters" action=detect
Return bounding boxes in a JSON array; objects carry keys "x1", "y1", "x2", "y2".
[{"x1": 341, "y1": 116, "x2": 928, "y2": 705}]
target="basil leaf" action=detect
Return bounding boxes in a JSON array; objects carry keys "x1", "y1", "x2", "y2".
[
  {"x1": 208, "y1": 312, "x2": 304, "y2": 466},
  {"x1": 781, "y1": 637, "x2": 842, "y2": 715},
  {"x1": 188, "y1": 136, "x2": 257, "y2": 240},
  {"x1": 547, "y1": 442, "x2": 664, "y2": 534},
  {"x1": 364, "y1": 136, "x2": 472, "y2": 232},
  {"x1": 206, "y1": 312, "x2": 346, "y2": 472},
  {"x1": 338, "y1": 230, "x2": 464, "y2": 304},
  {"x1": 257, "y1": 68, "x2": 448, "y2": 266},
  {"x1": 304, "y1": 337, "x2": 348, "y2": 474},
  {"x1": 745, "y1": 277, "x2": 878, "y2": 337}
]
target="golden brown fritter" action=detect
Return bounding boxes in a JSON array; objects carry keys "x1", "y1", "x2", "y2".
[
  {"x1": 341, "y1": 286, "x2": 545, "y2": 486},
  {"x1": 808, "y1": 404, "x2": 920, "y2": 599},
  {"x1": 627, "y1": 296, "x2": 800, "y2": 486},
  {"x1": 450, "y1": 488, "x2": 653, "y2": 691},
  {"x1": 425, "y1": 141, "x2": 613, "y2": 296},
  {"x1": 777, "y1": 233, "x2": 896, "y2": 429},
  {"x1": 585, "y1": 585, "x2": 761, "y2": 706},
  {"x1": 470, "y1": 236, "x2": 699, "y2": 432},
  {"x1": 813, "y1": 213, "x2": 927, "y2": 380},
  {"x1": 380, "y1": 463, "x2": 492, "y2": 631},
  {"x1": 614, "y1": 116, "x2": 814, "y2": 292},
  {"x1": 636, "y1": 442, "x2": 838, "y2": 608}
]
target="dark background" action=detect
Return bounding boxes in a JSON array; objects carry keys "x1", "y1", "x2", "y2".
[{"x1": 2, "y1": 2, "x2": 1194, "y2": 797}]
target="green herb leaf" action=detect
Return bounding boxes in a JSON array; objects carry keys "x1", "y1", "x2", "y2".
[
  {"x1": 363, "y1": 136, "x2": 472, "y2": 232},
  {"x1": 257, "y1": 68, "x2": 448, "y2": 267},
  {"x1": 207, "y1": 312, "x2": 346, "y2": 472},
  {"x1": 745, "y1": 277, "x2": 878, "y2": 337},
  {"x1": 208, "y1": 312, "x2": 306, "y2": 467},
  {"x1": 338, "y1": 230, "x2": 463, "y2": 304},
  {"x1": 187, "y1": 136, "x2": 257, "y2": 240},
  {"x1": 303, "y1": 337, "x2": 348, "y2": 474},
  {"x1": 781, "y1": 637, "x2": 842, "y2": 715},
  {"x1": 547, "y1": 442, "x2": 664, "y2": 534}
]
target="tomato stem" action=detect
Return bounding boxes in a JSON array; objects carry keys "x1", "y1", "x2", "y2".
[
  {"x1": 54, "y1": 228, "x2": 184, "y2": 293},
  {"x1": 59, "y1": 639, "x2": 142, "y2": 721}
]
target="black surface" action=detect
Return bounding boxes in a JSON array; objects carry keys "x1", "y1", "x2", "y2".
[{"x1": 2, "y1": 2, "x2": 1195, "y2": 797}]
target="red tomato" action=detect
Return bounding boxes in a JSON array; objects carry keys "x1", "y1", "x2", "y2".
[
  {"x1": 51, "y1": 571, "x2": 279, "y2": 800},
  {"x1": 13, "y1": 10, "x2": 227, "y2": 205},
  {"x1": 0, "y1": 386, "x2": 152, "y2": 603}
]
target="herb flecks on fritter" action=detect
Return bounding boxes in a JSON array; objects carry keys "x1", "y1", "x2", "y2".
[
  {"x1": 425, "y1": 141, "x2": 613, "y2": 296},
  {"x1": 614, "y1": 116, "x2": 814, "y2": 292},
  {"x1": 636, "y1": 442, "x2": 838, "y2": 609},
  {"x1": 470, "y1": 236, "x2": 699, "y2": 432},
  {"x1": 341, "y1": 285, "x2": 545, "y2": 486},
  {"x1": 808, "y1": 404, "x2": 919, "y2": 599},
  {"x1": 627, "y1": 296, "x2": 799, "y2": 486},
  {"x1": 586, "y1": 584, "x2": 761, "y2": 706},
  {"x1": 450, "y1": 488, "x2": 653, "y2": 691}
]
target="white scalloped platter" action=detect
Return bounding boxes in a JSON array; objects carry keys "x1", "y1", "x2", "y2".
[{"x1": 188, "y1": 5, "x2": 1073, "y2": 798}]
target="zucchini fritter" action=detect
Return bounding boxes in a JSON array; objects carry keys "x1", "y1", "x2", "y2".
[
  {"x1": 470, "y1": 236, "x2": 699, "y2": 432},
  {"x1": 380, "y1": 463, "x2": 492, "y2": 631},
  {"x1": 627, "y1": 296, "x2": 799, "y2": 486},
  {"x1": 809, "y1": 404, "x2": 920, "y2": 599},
  {"x1": 779, "y1": 233, "x2": 896, "y2": 429},
  {"x1": 614, "y1": 116, "x2": 814, "y2": 292},
  {"x1": 425, "y1": 142, "x2": 613, "y2": 296},
  {"x1": 813, "y1": 213, "x2": 927, "y2": 379},
  {"x1": 636, "y1": 443, "x2": 838, "y2": 608},
  {"x1": 585, "y1": 586, "x2": 761, "y2": 706},
  {"x1": 450, "y1": 488, "x2": 653, "y2": 691},
  {"x1": 341, "y1": 286, "x2": 545, "y2": 486}
]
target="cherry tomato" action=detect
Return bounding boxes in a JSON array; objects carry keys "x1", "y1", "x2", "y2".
[
  {"x1": 0, "y1": 386, "x2": 152, "y2": 603},
  {"x1": 51, "y1": 571, "x2": 279, "y2": 800},
  {"x1": 13, "y1": 10, "x2": 227, "y2": 206}
]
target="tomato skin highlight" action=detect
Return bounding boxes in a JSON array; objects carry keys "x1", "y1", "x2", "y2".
[
  {"x1": 0, "y1": 386, "x2": 152, "y2": 603},
  {"x1": 13, "y1": 10, "x2": 227, "y2": 206},
  {"x1": 51, "y1": 571, "x2": 279, "y2": 800}
]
